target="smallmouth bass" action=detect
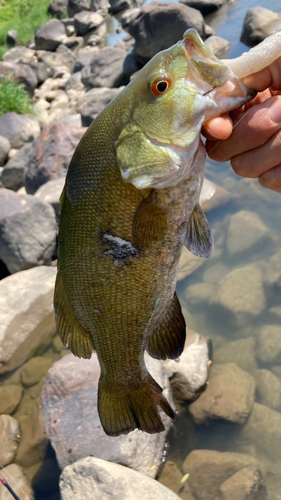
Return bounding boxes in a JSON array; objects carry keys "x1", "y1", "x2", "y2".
[{"x1": 54, "y1": 29, "x2": 255, "y2": 436}]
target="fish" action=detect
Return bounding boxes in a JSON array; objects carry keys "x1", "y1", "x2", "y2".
[{"x1": 54, "y1": 29, "x2": 255, "y2": 437}]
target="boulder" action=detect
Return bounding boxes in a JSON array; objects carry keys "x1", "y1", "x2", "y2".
[
  {"x1": 0, "y1": 61, "x2": 38, "y2": 95},
  {"x1": 48, "y1": 0, "x2": 69, "y2": 16},
  {"x1": 0, "y1": 385, "x2": 23, "y2": 414},
  {"x1": 227, "y1": 210, "x2": 270, "y2": 255},
  {"x1": 216, "y1": 466, "x2": 267, "y2": 500},
  {"x1": 203, "y1": 263, "x2": 229, "y2": 284},
  {"x1": 179, "y1": 0, "x2": 226, "y2": 16},
  {"x1": 6, "y1": 30, "x2": 18, "y2": 46},
  {"x1": 213, "y1": 338, "x2": 257, "y2": 374},
  {"x1": 34, "y1": 177, "x2": 66, "y2": 218},
  {"x1": 2, "y1": 46, "x2": 35, "y2": 64},
  {"x1": 68, "y1": 0, "x2": 90, "y2": 17},
  {"x1": 205, "y1": 35, "x2": 231, "y2": 59},
  {"x1": 241, "y1": 6, "x2": 281, "y2": 47},
  {"x1": 58, "y1": 113, "x2": 82, "y2": 127},
  {"x1": 0, "y1": 190, "x2": 57, "y2": 274},
  {"x1": 0, "y1": 463, "x2": 34, "y2": 500},
  {"x1": 21, "y1": 357, "x2": 54, "y2": 387},
  {"x1": 81, "y1": 87, "x2": 122, "y2": 125},
  {"x1": 74, "y1": 11, "x2": 104, "y2": 36},
  {"x1": 37, "y1": 44, "x2": 76, "y2": 74},
  {"x1": 0, "y1": 113, "x2": 40, "y2": 149},
  {"x1": 263, "y1": 249, "x2": 281, "y2": 288},
  {"x1": 0, "y1": 415, "x2": 21, "y2": 467},
  {"x1": 109, "y1": 0, "x2": 131, "y2": 14},
  {"x1": 188, "y1": 363, "x2": 255, "y2": 425},
  {"x1": 0, "y1": 143, "x2": 32, "y2": 191},
  {"x1": 182, "y1": 450, "x2": 264, "y2": 500},
  {"x1": 184, "y1": 283, "x2": 217, "y2": 306},
  {"x1": 0, "y1": 136, "x2": 11, "y2": 167},
  {"x1": 81, "y1": 47, "x2": 139, "y2": 88},
  {"x1": 24, "y1": 123, "x2": 85, "y2": 194},
  {"x1": 35, "y1": 19, "x2": 66, "y2": 51},
  {"x1": 158, "y1": 461, "x2": 195, "y2": 499},
  {"x1": 129, "y1": 2, "x2": 207, "y2": 59},
  {"x1": 59, "y1": 456, "x2": 182, "y2": 500},
  {"x1": 256, "y1": 324, "x2": 281, "y2": 365},
  {"x1": 27, "y1": 61, "x2": 54, "y2": 84},
  {"x1": 0, "y1": 266, "x2": 56, "y2": 374},
  {"x1": 15, "y1": 403, "x2": 48, "y2": 469},
  {"x1": 254, "y1": 369, "x2": 281, "y2": 410},
  {"x1": 72, "y1": 47, "x2": 99, "y2": 72},
  {"x1": 42, "y1": 352, "x2": 173, "y2": 476}
]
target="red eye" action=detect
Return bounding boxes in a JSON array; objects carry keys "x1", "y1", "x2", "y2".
[{"x1": 151, "y1": 77, "x2": 171, "y2": 96}]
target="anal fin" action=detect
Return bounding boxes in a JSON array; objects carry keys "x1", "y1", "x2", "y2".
[
  {"x1": 147, "y1": 292, "x2": 186, "y2": 360},
  {"x1": 184, "y1": 203, "x2": 214, "y2": 258},
  {"x1": 132, "y1": 191, "x2": 168, "y2": 251},
  {"x1": 54, "y1": 273, "x2": 95, "y2": 359}
]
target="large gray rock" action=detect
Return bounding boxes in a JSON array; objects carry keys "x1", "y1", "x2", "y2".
[
  {"x1": 227, "y1": 210, "x2": 270, "y2": 255},
  {"x1": 0, "y1": 113, "x2": 40, "y2": 149},
  {"x1": 241, "y1": 6, "x2": 281, "y2": 47},
  {"x1": 0, "y1": 136, "x2": 11, "y2": 166},
  {"x1": 0, "y1": 266, "x2": 56, "y2": 374},
  {"x1": 216, "y1": 466, "x2": 267, "y2": 500},
  {"x1": 179, "y1": 0, "x2": 226, "y2": 16},
  {"x1": 2, "y1": 46, "x2": 35, "y2": 64},
  {"x1": 74, "y1": 11, "x2": 104, "y2": 36},
  {"x1": 68, "y1": 0, "x2": 90, "y2": 17},
  {"x1": 129, "y1": 2, "x2": 207, "y2": 59},
  {"x1": 25, "y1": 123, "x2": 85, "y2": 194},
  {"x1": 72, "y1": 47, "x2": 99, "y2": 72},
  {"x1": 0, "y1": 143, "x2": 32, "y2": 191},
  {"x1": 0, "y1": 415, "x2": 21, "y2": 467},
  {"x1": 48, "y1": 0, "x2": 68, "y2": 16},
  {"x1": 188, "y1": 363, "x2": 255, "y2": 425},
  {"x1": 81, "y1": 47, "x2": 139, "y2": 88},
  {"x1": 27, "y1": 61, "x2": 54, "y2": 84},
  {"x1": 0, "y1": 190, "x2": 57, "y2": 274},
  {"x1": 109, "y1": 0, "x2": 131, "y2": 14},
  {"x1": 0, "y1": 463, "x2": 34, "y2": 500},
  {"x1": 254, "y1": 369, "x2": 281, "y2": 411},
  {"x1": 81, "y1": 87, "x2": 122, "y2": 125},
  {"x1": 0, "y1": 61, "x2": 38, "y2": 95},
  {"x1": 35, "y1": 19, "x2": 66, "y2": 51},
  {"x1": 60, "y1": 456, "x2": 181, "y2": 500},
  {"x1": 205, "y1": 35, "x2": 231, "y2": 59},
  {"x1": 37, "y1": 44, "x2": 76, "y2": 74},
  {"x1": 6, "y1": 29, "x2": 17, "y2": 46},
  {"x1": 42, "y1": 352, "x2": 173, "y2": 476},
  {"x1": 256, "y1": 324, "x2": 281, "y2": 365},
  {"x1": 34, "y1": 177, "x2": 65, "y2": 218}
]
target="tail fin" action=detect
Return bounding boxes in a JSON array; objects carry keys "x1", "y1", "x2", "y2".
[{"x1": 98, "y1": 375, "x2": 174, "y2": 437}]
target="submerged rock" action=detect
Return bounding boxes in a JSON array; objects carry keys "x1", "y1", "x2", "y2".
[
  {"x1": 0, "y1": 463, "x2": 34, "y2": 500},
  {"x1": 256, "y1": 324, "x2": 281, "y2": 365},
  {"x1": 217, "y1": 466, "x2": 267, "y2": 500},
  {"x1": 15, "y1": 403, "x2": 48, "y2": 469},
  {"x1": 213, "y1": 338, "x2": 257, "y2": 374},
  {"x1": 227, "y1": 210, "x2": 270, "y2": 255},
  {"x1": 254, "y1": 369, "x2": 281, "y2": 411},
  {"x1": 0, "y1": 385, "x2": 23, "y2": 414},
  {"x1": 0, "y1": 415, "x2": 21, "y2": 467}
]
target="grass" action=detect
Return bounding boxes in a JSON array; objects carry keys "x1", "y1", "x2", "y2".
[{"x1": 0, "y1": 76, "x2": 34, "y2": 115}]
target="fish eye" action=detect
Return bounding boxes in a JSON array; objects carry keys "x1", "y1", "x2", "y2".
[{"x1": 150, "y1": 77, "x2": 171, "y2": 96}]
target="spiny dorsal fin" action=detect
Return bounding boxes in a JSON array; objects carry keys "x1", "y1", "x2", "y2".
[
  {"x1": 132, "y1": 191, "x2": 168, "y2": 251},
  {"x1": 147, "y1": 292, "x2": 186, "y2": 360},
  {"x1": 185, "y1": 203, "x2": 214, "y2": 258},
  {"x1": 54, "y1": 273, "x2": 95, "y2": 359}
]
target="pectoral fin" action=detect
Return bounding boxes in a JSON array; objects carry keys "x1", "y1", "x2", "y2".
[
  {"x1": 132, "y1": 191, "x2": 168, "y2": 251},
  {"x1": 184, "y1": 203, "x2": 214, "y2": 258},
  {"x1": 147, "y1": 292, "x2": 186, "y2": 360}
]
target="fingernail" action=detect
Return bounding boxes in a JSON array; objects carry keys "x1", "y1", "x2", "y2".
[{"x1": 269, "y1": 98, "x2": 281, "y2": 124}]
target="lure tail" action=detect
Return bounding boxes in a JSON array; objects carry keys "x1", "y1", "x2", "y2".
[{"x1": 98, "y1": 374, "x2": 174, "y2": 437}]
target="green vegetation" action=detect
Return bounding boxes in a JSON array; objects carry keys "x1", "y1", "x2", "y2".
[{"x1": 0, "y1": 77, "x2": 34, "y2": 115}]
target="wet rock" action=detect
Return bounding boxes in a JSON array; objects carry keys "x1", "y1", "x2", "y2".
[
  {"x1": 0, "y1": 136, "x2": 11, "y2": 167},
  {"x1": 6, "y1": 29, "x2": 18, "y2": 46},
  {"x1": 205, "y1": 35, "x2": 231, "y2": 58},
  {"x1": 129, "y1": 2, "x2": 207, "y2": 59},
  {"x1": 15, "y1": 403, "x2": 48, "y2": 468},
  {"x1": 21, "y1": 357, "x2": 54, "y2": 387},
  {"x1": 179, "y1": 0, "x2": 226, "y2": 16},
  {"x1": 72, "y1": 47, "x2": 99, "y2": 72},
  {"x1": 35, "y1": 19, "x2": 66, "y2": 51},
  {"x1": 163, "y1": 332, "x2": 211, "y2": 403},
  {"x1": 34, "y1": 177, "x2": 65, "y2": 218},
  {"x1": 48, "y1": 0, "x2": 68, "y2": 16},
  {"x1": 256, "y1": 324, "x2": 281, "y2": 365},
  {"x1": 0, "y1": 113, "x2": 40, "y2": 150},
  {"x1": 60, "y1": 456, "x2": 182, "y2": 500},
  {"x1": 216, "y1": 466, "x2": 267, "y2": 500},
  {"x1": 203, "y1": 263, "x2": 229, "y2": 284},
  {"x1": 81, "y1": 87, "x2": 122, "y2": 125},
  {"x1": 213, "y1": 338, "x2": 257, "y2": 374},
  {"x1": 184, "y1": 283, "x2": 217, "y2": 306},
  {"x1": 74, "y1": 11, "x2": 104, "y2": 36},
  {"x1": 0, "y1": 190, "x2": 57, "y2": 274},
  {"x1": 0, "y1": 266, "x2": 56, "y2": 374},
  {"x1": 263, "y1": 249, "x2": 281, "y2": 288},
  {"x1": 2, "y1": 46, "x2": 35, "y2": 64},
  {"x1": 241, "y1": 6, "x2": 281, "y2": 47},
  {"x1": 68, "y1": 0, "x2": 90, "y2": 17},
  {"x1": 189, "y1": 363, "x2": 255, "y2": 425},
  {"x1": 254, "y1": 369, "x2": 281, "y2": 410},
  {"x1": 200, "y1": 178, "x2": 231, "y2": 213},
  {"x1": 227, "y1": 210, "x2": 270, "y2": 255},
  {"x1": 0, "y1": 61, "x2": 38, "y2": 94},
  {"x1": 81, "y1": 46, "x2": 139, "y2": 88},
  {"x1": 0, "y1": 385, "x2": 23, "y2": 414},
  {"x1": 159, "y1": 461, "x2": 195, "y2": 499},
  {"x1": 0, "y1": 463, "x2": 34, "y2": 500},
  {"x1": 25, "y1": 123, "x2": 85, "y2": 194},
  {"x1": 183, "y1": 450, "x2": 264, "y2": 500},
  {"x1": 0, "y1": 143, "x2": 32, "y2": 191},
  {"x1": 0, "y1": 415, "x2": 21, "y2": 466},
  {"x1": 38, "y1": 44, "x2": 76, "y2": 74},
  {"x1": 42, "y1": 352, "x2": 173, "y2": 476}
]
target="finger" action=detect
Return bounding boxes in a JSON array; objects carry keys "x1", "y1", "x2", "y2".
[
  {"x1": 206, "y1": 95, "x2": 281, "y2": 161},
  {"x1": 231, "y1": 129, "x2": 281, "y2": 178},
  {"x1": 242, "y1": 56, "x2": 281, "y2": 92},
  {"x1": 259, "y1": 164, "x2": 281, "y2": 193},
  {"x1": 202, "y1": 115, "x2": 233, "y2": 140}
]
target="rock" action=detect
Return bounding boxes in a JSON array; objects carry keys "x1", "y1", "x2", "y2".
[
  {"x1": 58, "y1": 113, "x2": 82, "y2": 127},
  {"x1": 0, "y1": 143, "x2": 32, "y2": 191},
  {"x1": 179, "y1": 0, "x2": 226, "y2": 16},
  {"x1": 200, "y1": 177, "x2": 231, "y2": 212},
  {"x1": 205, "y1": 35, "x2": 231, "y2": 58},
  {"x1": 59, "y1": 456, "x2": 182, "y2": 500},
  {"x1": 38, "y1": 44, "x2": 76, "y2": 74},
  {"x1": 48, "y1": 0, "x2": 68, "y2": 16},
  {"x1": 6, "y1": 30, "x2": 18, "y2": 46},
  {"x1": 74, "y1": 11, "x2": 104, "y2": 36},
  {"x1": 129, "y1": 2, "x2": 207, "y2": 59},
  {"x1": 0, "y1": 415, "x2": 21, "y2": 467},
  {"x1": 227, "y1": 210, "x2": 270, "y2": 255},
  {"x1": 203, "y1": 263, "x2": 229, "y2": 284},
  {"x1": 159, "y1": 461, "x2": 195, "y2": 499},
  {"x1": 254, "y1": 369, "x2": 281, "y2": 410},
  {"x1": 42, "y1": 352, "x2": 173, "y2": 476},
  {"x1": 27, "y1": 61, "x2": 54, "y2": 84},
  {"x1": 216, "y1": 265, "x2": 266, "y2": 325},
  {"x1": 0, "y1": 113, "x2": 40, "y2": 150},
  {"x1": 90, "y1": 0, "x2": 109, "y2": 13},
  {"x1": 49, "y1": 90, "x2": 69, "y2": 110},
  {"x1": 189, "y1": 363, "x2": 255, "y2": 425},
  {"x1": 241, "y1": 7, "x2": 281, "y2": 47},
  {"x1": 0, "y1": 385, "x2": 23, "y2": 414},
  {"x1": 263, "y1": 249, "x2": 281, "y2": 288},
  {"x1": 0, "y1": 266, "x2": 56, "y2": 374},
  {"x1": 34, "y1": 177, "x2": 65, "y2": 218},
  {"x1": 81, "y1": 47, "x2": 139, "y2": 88},
  {"x1": 81, "y1": 87, "x2": 122, "y2": 125},
  {"x1": 25, "y1": 123, "x2": 85, "y2": 194},
  {"x1": 213, "y1": 338, "x2": 257, "y2": 374},
  {"x1": 21, "y1": 357, "x2": 54, "y2": 387},
  {"x1": 0, "y1": 190, "x2": 57, "y2": 274},
  {"x1": 184, "y1": 283, "x2": 217, "y2": 306},
  {"x1": 256, "y1": 324, "x2": 281, "y2": 365},
  {"x1": 0, "y1": 463, "x2": 34, "y2": 500},
  {"x1": 35, "y1": 19, "x2": 66, "y2": 51},
  {"x1": 2, "y1": 46, "x2": 35, "y2": 64},
  {"x1": 0, "y1": 136, "x2": 11, "y2": 167},
  {"x1": 163, "y1": 332, "x2": 211, "y2": 403},
  {"x1": 109, "y1": 0, "x2": 131, "y2": 14},
  {"x1": 121, "y1": 8, "x2": 141, "y2": 32},
  {"x1": 177, "y1": 245, "x2": 205, "y2": 281},
  {"x1": 68, "y1": 0, "x2": 90, "y2": 17},
  {"x1": 0, "y1": 61, "x2": 38, "y2": 94},
  {"x1": 15, "y1": 403, "x2": 48, "y2": 468},
  {"x1": 216, "y1": 466, "x2": 267, "y2": 500},
  {"x1": 73, "y1": 47, "x2": 99, "y2": 72},
  {"x1": 182, "y1": 450, "x2": 264, "y2": 500}
]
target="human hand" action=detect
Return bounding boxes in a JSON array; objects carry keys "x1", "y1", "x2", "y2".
[{"x1": 202, "y1": 56, "x2": 281, "y2": 193}]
